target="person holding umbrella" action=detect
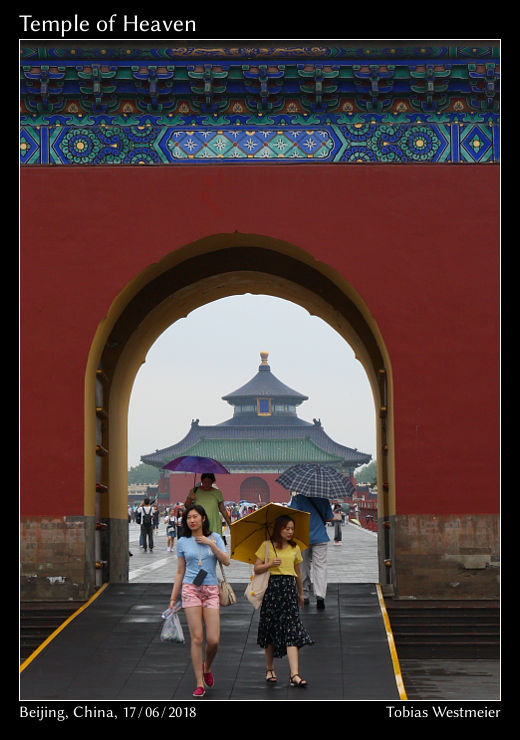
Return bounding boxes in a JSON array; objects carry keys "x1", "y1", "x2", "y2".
[
  {"x1": 289, "y1": 493, "x2": 333, "y2": 609},
  {"x1": 184, "y1": 472, "x2": 231, "y2": 537},
  {"x1": 253, "y1": 514, "x2": 314, "y2": 687},
  {"x1": 162, "y1": 457, "x2": 231, "y2": 537},
  {"x1": 278, "y1": 463, "x2": 354, "y2": 611}
]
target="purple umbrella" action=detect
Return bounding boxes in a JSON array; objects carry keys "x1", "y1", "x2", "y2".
[{"x1": 162, "y1": 455, "x2": 230, "y2": 487}]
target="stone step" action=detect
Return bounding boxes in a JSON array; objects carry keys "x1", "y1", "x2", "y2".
[
  {"x1": 386, "y1": 600, "x2": 500, "y2": 659},
  {"x1": 20, "y1": 602, "x2": 83, "y2": 663}
]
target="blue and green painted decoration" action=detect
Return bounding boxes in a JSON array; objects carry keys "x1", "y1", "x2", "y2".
[{"x1": 20, "y1": 43, "x2": 500, "y2": 165}]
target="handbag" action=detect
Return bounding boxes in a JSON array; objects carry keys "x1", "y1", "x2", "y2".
[
  {"x1": 244, "y1": 541, "x2": 271, "y2": 609},
  {"x1": 217, "y1": 561, "x2": 236, "y2": 606},
  {"x1": 212, "y1": 537, "x2": 236, "y2": 607}
]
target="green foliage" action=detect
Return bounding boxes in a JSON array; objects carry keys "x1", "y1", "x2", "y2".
[
  {"x1": 128, "y1": 463, "x2": 160, "y2": 485},
  {"x1": 354, "y1": 460, "x2": 377, "y2": 486}
]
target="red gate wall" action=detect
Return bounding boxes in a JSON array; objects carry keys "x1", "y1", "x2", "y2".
[
  {"x1": 20, "y1": 163, "x2": 500, "y2": 522},
  {"x1": 165, "y1": 472, "x2": 294, "y2": 507}
]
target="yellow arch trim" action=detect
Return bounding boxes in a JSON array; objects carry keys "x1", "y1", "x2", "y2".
[{"x1": 84, "y1": 235, "x2": 395, "y2": 584}]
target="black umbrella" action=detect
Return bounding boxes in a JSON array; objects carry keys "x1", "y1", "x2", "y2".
[{"x1": 276, "y1": 463, "x2": 355, "y2": 499}]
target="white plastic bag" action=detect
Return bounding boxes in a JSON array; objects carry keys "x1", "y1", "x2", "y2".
[
  {"x1": 161, "y1": 611, "x2": 184, "y2": 643},
  {"x1": 162, "y1": 599, "x2": 181, "y2": 619}
]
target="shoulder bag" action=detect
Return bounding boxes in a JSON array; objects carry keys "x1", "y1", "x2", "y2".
[
  {"x1": 217, "y1": 561, "x2": 236, "y2": 606},
  {"x1": 212, "y1": 536, "x2": 236, "y2": 606},
  {"x1": 244, "y1": 541, "x2": 271, "y2": 609}
]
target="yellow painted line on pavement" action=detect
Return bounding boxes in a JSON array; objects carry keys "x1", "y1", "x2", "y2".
[
  {"x1": 20, "y1": 582, "x2": 109, "y2": 673},
  {"x1": 376, "y1": 583, "x2": 408, "y2": 700}
]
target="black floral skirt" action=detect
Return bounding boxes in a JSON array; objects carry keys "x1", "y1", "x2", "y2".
[{"x1": 257, "y1": 575, "x2": 314, "y2": 658}]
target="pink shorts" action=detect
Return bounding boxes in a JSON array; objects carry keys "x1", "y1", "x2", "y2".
[{"x1": 182, "y1": 583, "x2": 220, "y2": 609}]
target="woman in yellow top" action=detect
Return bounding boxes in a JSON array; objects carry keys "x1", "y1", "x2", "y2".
[{"x1": 254, "y1": 515, "x2": 314, "y2": 687}]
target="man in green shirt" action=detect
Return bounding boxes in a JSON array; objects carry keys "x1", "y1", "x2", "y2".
[{"x1": 185, "y1": 473, "x2": 231, "y2": 536}]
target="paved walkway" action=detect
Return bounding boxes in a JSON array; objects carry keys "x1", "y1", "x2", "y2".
[
  {"x1": 20, "y1": 521, "x2": 501, "y2": 705},
  {"x1": 124, "y1": 522, "x2": 500, "y2": 703},
  {"x1": 128, "y1": 519, "x2": 379, "y2": 585},
  {"x1": 20, "y1": 581, "x2": 401, "y2": 702}
]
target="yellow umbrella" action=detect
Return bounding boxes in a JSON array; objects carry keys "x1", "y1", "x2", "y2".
[{"x1": 230, "y1": 503, "x2": 310, "y2": 564}]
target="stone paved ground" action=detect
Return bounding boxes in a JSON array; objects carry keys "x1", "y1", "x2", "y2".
[
  {"x1": 128, "y1": 518, "x2": 378, "y2": 585},
  {"x1": 127, "y1": 519, "x2": 500, "y2": 701}
]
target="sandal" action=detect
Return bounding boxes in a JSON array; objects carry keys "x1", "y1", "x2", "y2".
[
  {"x1": 290, "y1": 673, "x2": 307, "y2": 687},
  {"x1": 265, "y1": 669, "x2": 278, "y2": 683}
]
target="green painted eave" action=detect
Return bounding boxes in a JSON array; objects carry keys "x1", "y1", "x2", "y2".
[{"x1": 161, "y1": 437, "x2": 344, "y2": 466}]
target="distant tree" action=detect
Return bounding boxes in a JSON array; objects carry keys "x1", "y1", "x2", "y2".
[
  {"x1": 128, "y1": 463, "x2": 160, "y2": 485},
  {"x1": 354, "y1": 460, "x2": 377, "y2": 486}
]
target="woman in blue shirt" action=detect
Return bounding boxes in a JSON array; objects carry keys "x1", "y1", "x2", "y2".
[{"x1": 169, "y1": 504, "x2": 230, "y2": 697}]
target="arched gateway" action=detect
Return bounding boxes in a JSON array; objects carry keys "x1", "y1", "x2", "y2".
[
  {"x1": 86, "y1": 241, "x2": 394, "y2": 592},
  {"x1": 20, "y1": 40, "x2": 500, "y2": 604}
]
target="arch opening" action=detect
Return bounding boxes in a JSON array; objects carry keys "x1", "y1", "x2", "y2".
[
  {"x1": 239, "y1": 477, "x2": 271, "y2": 505},
  {"x1": 85, "y1": 238, "x2": 394, "y2": 594}
]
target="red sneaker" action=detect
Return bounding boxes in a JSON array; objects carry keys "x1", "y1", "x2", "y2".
[
  {"x1": 192, "y1": 686, "x2": 205, "y2": 697},
  {"x1": 203, "y1": 666, "x2": 214, "y2": 688}
]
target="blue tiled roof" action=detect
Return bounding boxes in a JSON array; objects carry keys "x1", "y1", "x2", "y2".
[
  {"x1": 222, "y1": 362, "x2": 308, "y2": 404},
  {"x1": 141, "y1": 354, "x2": 371, "y2": 471}
]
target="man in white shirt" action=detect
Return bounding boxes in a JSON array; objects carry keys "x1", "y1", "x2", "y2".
[
  {"x1": 289, "y1": 494, "x2": 333, "y2": 609},
  {"x1": 138, "y1": 498, "x2": 156, "y2": 552}
]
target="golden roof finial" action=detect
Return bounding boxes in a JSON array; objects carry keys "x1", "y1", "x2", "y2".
[{"x1": 260, "y1": 351, "x2": 269, "y2": 365}]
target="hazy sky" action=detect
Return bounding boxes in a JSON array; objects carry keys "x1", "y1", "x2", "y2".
[{"x1": 128, "y1": 294, "x2": 376, "y2": 469}]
